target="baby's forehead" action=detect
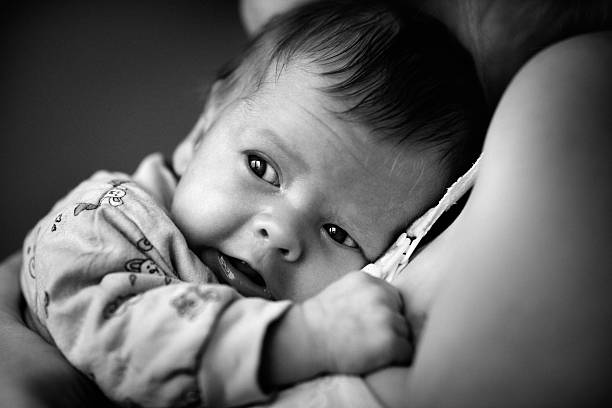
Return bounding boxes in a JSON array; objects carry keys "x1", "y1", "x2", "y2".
[
  {"x1": 209, "y1": 61, "x2": 450, "y2": 230},
  {"x1": 213, "y1": 52, "x2": 340, "y2": 108},
  {"x1": 220, "y1": 64, "x2": 450, "y2": 187}
]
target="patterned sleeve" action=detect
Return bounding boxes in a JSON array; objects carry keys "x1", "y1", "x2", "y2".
[{"x1": 20, "y1": 171, "x2": 290, "y2": 408}]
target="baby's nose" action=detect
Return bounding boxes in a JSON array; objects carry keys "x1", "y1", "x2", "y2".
[{"x1": 253, "y1": 213, "x2": 302, "y2": 262}]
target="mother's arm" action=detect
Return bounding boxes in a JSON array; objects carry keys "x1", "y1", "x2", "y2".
[
  {"x1": 0, "y1": 253, "x2": 116, "y2": 408},
  {"x1": 369, "y1": 32, "x2": 612, "y2": 407}
]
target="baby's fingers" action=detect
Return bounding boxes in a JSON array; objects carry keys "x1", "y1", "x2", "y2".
[
  {"x1": 372, "y1": 311, "x2": 413, "y2": 367},
  {"x1": 390, "y1": 335, "x2": 414, "y2": 366},
  {"x1": 377, "y1": 278, "x2": 405, "y2": 314},
  {"x1": 391, "y1": 313, "x2": 411, "y2": 340},
  {"x1": 388, "y1": 312, "x2": 414, "y2": 365}
]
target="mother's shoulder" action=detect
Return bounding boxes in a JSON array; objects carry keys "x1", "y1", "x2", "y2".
[
  {"x1": 522, "y1": 31, "x2": 612, "y2": 77},
  {"x1": 492, "y1": 30, "x2": 612, "y2": 153}
]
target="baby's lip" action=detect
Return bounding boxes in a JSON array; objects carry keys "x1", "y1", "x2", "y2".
[{"x1": 203, "y1": 249, "x2": 272, "y2": 299}]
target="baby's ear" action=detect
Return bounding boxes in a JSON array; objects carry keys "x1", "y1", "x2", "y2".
[{"x1": 172, "y1": 81, "x2": 225, "y2": 176}]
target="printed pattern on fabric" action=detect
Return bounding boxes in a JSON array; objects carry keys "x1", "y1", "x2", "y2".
[{"x1": 73, "y1": 179, "x2": 129, "y2": 216}]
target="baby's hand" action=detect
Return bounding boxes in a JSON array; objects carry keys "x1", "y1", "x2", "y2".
[{"x1": 300, "y1": 271, "x2": 413, "y2": 375}]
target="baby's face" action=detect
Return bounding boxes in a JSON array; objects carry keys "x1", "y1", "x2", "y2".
[{"x1": 172, "y1": 68, "x2": 447, "y2": 301}]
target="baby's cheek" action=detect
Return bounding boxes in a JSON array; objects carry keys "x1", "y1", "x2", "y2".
[
  {"x1": 170, "y1": 192, "x2": 200, "y2": 244},
  {"x1": 171, "y1": 194, "x2": 231, "y2": 253},
  {"x1": 172, "y1": 210, "x2": 203, "y2": 248}
]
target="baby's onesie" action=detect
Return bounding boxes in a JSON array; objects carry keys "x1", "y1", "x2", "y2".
[{"x1": 20, "y1": 154, "x2": 290, "y2": 408}]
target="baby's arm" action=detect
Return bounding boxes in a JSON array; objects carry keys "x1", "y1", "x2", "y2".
[
  {"x1": 23, "y1": 170, "x2": 412, "y2": 407},
  {"x1": 21, "y1": 173, "x2": 293, "y2": 407},
  {"x1": 1, "y1": 253, "x2": 117, "y2": 408},
  {"x1": 260, "y1": 271, "x2": 413, "y2": 390}
]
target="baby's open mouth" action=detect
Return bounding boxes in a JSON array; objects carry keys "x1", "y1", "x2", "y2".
[
  {"x1": 222, "y1": 254, "x2": 266, "y2": 287},
  {"x1": 204, "y1": 250, "x2": 272, "y2": 299}
]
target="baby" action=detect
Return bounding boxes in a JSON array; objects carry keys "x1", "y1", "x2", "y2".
[{"x1": 20, "y1": 1, "x2": 484, "y2": 407}]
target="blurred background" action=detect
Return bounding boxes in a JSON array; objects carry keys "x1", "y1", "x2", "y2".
[{"x1": 0, "y1": 0, "x2": 246, "y2": 257}]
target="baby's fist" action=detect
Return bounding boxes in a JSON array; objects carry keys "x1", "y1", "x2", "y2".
[{"x1": 300, "y1": 271, "x2": 413, "y2": 375}]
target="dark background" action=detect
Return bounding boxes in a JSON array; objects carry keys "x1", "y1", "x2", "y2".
[{"x1": 0, "y1": 0, "x2": 246, "y2": 257}]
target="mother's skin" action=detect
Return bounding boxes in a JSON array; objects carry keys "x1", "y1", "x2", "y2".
[{"x1": 367, "y1": 32, "x2": 612, "y2": 407}]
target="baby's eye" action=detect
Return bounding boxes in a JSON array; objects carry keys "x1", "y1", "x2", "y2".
[
  {"x1": 247, "y1": 154, "x2": 280, "y2": 187},
  {"x1": 323, "y1": 224, "x2": 359, "y2": 249}
]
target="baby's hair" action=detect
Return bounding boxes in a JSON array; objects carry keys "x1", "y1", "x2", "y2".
[{"x1": 211, "y1": 0, "x2": 486, "y2": 179}]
